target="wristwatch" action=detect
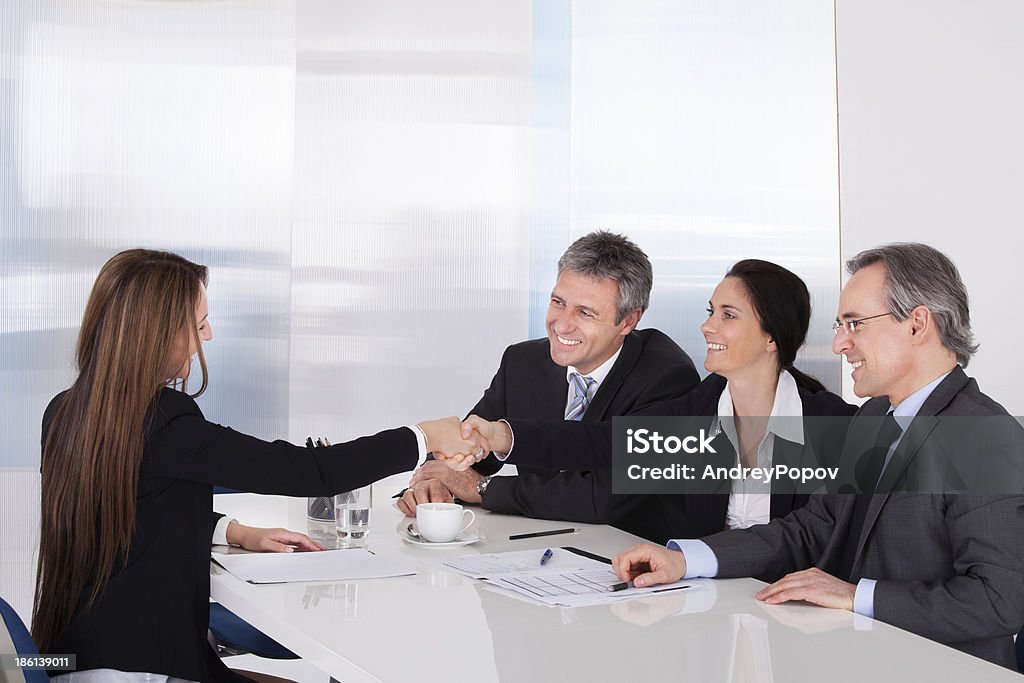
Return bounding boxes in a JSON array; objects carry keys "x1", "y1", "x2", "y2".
[{"x1": 476, "y1": 475, "x2": 493, "y2": 498}]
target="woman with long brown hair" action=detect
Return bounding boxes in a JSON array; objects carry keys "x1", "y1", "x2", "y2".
[{"x1": 35, "y1": 249, "x2": 479, "y2": 682}]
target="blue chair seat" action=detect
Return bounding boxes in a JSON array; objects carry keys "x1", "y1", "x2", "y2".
[
  {"x1": 209, "y1": 603, "x2": 297, "y2": 660},
  {"x1": 1, "y1": 596, "x2": 49, "y2": 682}
]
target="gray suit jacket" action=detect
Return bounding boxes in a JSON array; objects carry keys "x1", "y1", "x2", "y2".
[{"x1": 702, "y1": 367, "x2": 1024, "y2": 668}]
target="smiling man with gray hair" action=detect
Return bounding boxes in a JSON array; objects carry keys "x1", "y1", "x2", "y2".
[
  {"x1": 398, "y1": 230, "x2": 700, "y2": 544},
  {"x1": 611, "y1": 242, "x2": 1024, "y2": 668}
]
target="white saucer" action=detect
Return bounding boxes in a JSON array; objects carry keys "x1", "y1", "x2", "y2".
[{"x1": 400, "y1": 525, "x2": 480, "y2": 547}]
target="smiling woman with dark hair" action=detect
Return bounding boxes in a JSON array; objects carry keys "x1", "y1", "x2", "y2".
[
  {"x1": 717, "y1": 259, "x2": 827, "y2": 394},
  {"x1": 691, "y1": 259, "x2": 852, "y2": 531}
]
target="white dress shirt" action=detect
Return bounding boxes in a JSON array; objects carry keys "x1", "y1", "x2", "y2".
[{"x1": 716, "y1": 369, "x2": 804, "y2": 529}]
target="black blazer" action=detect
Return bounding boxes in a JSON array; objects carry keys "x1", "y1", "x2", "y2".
[
  {"x1": 42, "y1": 388, "x2": 418, "y2": 683},
  {"x1": 651, "y1": 373, "x2": 855, "y2": 542},
  {"x1": 471, "y1": 328, "x2": 699, "y2": 477},
  {"x1": 493, "y1": 373, "x2": 855, "y2": 543},
  {"x1": 466, "y1": 329, "x2": 700, "y2": 543}
]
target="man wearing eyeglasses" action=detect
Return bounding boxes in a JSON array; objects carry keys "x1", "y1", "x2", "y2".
[{"x1": 612, "y1": 242, "x2": 1024, "y2": 668}]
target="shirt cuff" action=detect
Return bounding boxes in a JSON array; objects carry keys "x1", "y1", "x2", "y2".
[
  {"x1": 666, "y1": 539, "x2": 719, "y2": 578},
  {"x1": 406, "y1": 425, "x2": 430, "y2": 469},
  {"x1": 491, "y1": 419, "x2": 515, "y2": 461},
  {"x1": 212, "y1": 516, "x2": 236, "y2": 546},
  {"x1": 853, "y1": 578, "x2": 876, "y2": 619}
]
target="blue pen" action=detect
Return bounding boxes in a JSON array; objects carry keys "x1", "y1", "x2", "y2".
[{"x1": 539, "y1": 548, "x2": 553, "y2": 566}]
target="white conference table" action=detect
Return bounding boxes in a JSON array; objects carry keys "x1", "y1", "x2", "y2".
[{"x1": 212, "y1": 475, "x2": 1019, "y2": 683}]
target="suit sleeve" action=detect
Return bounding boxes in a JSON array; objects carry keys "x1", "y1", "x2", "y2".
[
  {"x1": 482, "y1": 468, "x2": 645, "y2": 525},
  {"x1": 145, "y1": 407, "x2": 419, "y2": 496},
  {"x1": 501, "y1": 359, "x2": 699, "y2": 471},
  {"x1": 872, "y1": 494, "x2": 1024, "y2": 644},
  {"x1": 469, "y1": 348, "x2": 512, "y2": 477},
  {"x1": 501, "y1": 420, "x2": 611, "y2": 470},
  {"x1": 210, "y1": 512, "x2": 225, "y2": 540},
  {"x1": 701, "y1": 496, "x2": 840, "y2": 581}
]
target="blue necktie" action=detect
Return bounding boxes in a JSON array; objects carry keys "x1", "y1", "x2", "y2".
[{"x1": 565, "y1": 372, "x2": 596, "y2": 421}]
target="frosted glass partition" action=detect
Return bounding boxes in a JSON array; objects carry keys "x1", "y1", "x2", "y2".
[
  {"x1": 289, "y1": 0, "x2": 533, "y2": 442},
  {"x1": 553, "y1": 0, "x2": 841, "y2": 390},
  {"x1": 0, "y1": 0, "x2": 841, "y2": 622},
  {"x1": 2, "y1": 0, "x2": 296, "y2": 462},
  {"x1": 0, "y1": 0, "x2": 296, "y2": 621}
]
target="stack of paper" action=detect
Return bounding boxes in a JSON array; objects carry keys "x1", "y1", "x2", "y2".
[{"x1": 444, "y1": 547, "x2": 696, "y2": 607}]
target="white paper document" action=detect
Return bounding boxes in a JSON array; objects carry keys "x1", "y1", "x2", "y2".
[
  {"x1": 489, "y1": 568, "x2": 696, "y2": 607},
  {"x1": 212, "y1": 548, "x2": 415, "y2": 584},
  {"x1": 444, "y1": 548, "x2": 696, "y2": 607},
  {"x1": 443, "y1": 547, "x2": 605, "y2": 579}
]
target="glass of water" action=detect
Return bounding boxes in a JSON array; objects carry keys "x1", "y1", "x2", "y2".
[{"x1": 335, "y1": 485, "x2": 372, "y2": 547}]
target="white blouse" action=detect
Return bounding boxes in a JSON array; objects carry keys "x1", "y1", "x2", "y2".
[{"x1": 714, "y1": 369, "x2": 804, "y2": 530}]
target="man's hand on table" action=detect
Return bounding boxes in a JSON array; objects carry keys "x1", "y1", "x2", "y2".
[
  {"x1": 613, "y1": 543, "x2": 687, "y2": 587},
  {"x1": 397, "y1": 479, "x2": 455, "y2": 516},
  {"x1": 755, "y1": 567, "x2": 856, "y2": 611}
]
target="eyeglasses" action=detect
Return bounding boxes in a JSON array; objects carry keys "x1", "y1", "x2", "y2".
[{"x1": 832, "y1": 312, "x2": 894, "y2": 335}]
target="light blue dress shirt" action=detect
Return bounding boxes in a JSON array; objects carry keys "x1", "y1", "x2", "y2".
[{"x1": 668, "y1": 370, "x2": 952, "y2": 619}]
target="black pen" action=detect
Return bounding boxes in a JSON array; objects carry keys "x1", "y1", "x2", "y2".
[
  {"x1": 607, "y1": 581, "x2": 633, "y2": 592},
  {"x1": 509, "y1": 527, "x2": 577, "y2": 541}
]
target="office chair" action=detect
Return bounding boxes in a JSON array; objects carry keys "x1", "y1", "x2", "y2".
[
  {"x1": 209, "y1": 603, "x2": 297, "y2": 660},
  {"x1": 0, "y1": 596, "x2": 49, "y2": 682}
]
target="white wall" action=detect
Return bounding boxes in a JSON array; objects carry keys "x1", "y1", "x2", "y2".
[{"x1": 836, "y1": 0, "x2": 1024, "y2": 413}]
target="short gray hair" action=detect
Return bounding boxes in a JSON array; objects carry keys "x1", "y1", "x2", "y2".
[
  {"x1": 557, "y1": 231, "x2": 653, "y2": 323},
  {"x1": 846, "y1": 243, "x2": 978, "y2": 367}
]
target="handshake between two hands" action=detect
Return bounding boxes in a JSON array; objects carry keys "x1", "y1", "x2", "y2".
[{"x1": 415, "y1": 415, "x2": 511, "y2": 470}]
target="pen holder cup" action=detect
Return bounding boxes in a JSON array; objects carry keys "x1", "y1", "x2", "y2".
[
  {"x1": 307, "y1": 496, "x2": 334, "y2": 522},
  {"x1": 306, "y1": 496, "x2": 336, "y2": 544}
]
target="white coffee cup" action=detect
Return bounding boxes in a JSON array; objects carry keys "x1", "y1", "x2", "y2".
[{"x1": 416, "y1": 503, "x2": 475, "y2": 543}]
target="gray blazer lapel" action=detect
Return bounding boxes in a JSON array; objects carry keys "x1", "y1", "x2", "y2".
[
  {"x1": 874, "y1": 416, "x2": 939, "y2": 493},
  {"x1": 854, "y1": 367, "x2": 968, "y2": 569},
  {"x1": 856, "y1": 416, "x2": 939, "y2": 566},
  {"x1": 917, "y1": 367, "x2": 970, "y2": 416},
  {"x1": 833, "y1": 407, "x2": 887, "y2": 492}
]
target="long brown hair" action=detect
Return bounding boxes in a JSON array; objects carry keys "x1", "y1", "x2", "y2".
[{"x1": 33, "y1": 249, "x2": 209, "y2": 651}]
